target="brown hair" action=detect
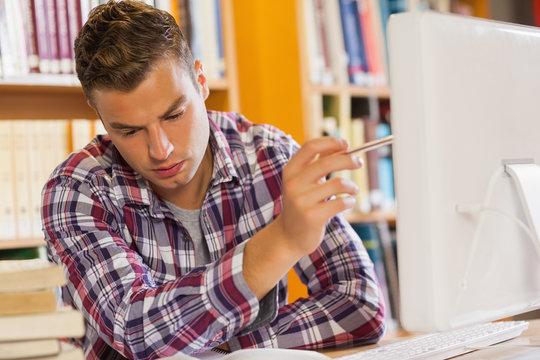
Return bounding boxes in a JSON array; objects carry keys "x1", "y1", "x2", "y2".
[{"x1": 75, "y1": 0, "x2": 195, "y2": 104}]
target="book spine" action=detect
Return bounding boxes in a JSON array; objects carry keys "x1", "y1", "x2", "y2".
[
  {"x1": 12, "y1": 122, "x2": 34, "y2": 240},
  {"x1": 1, "y1": 0, "x2": 21, "y2": 76},
  {"x1": 55, "y1": 0, "x2": 72, "y2": 73},
  {"x1": 358, "y1": 0, "x2": 385, "y2": 86},
  {"x1": 188, "y1": 0, "x2": 202, "y2": 61},
  {"x1": 66, "y1": 0, "x2": 82, "y2": 73},
  {"x1": 21, "y1": 0, "x2": 40, "y2": 73},
  {"x1": 303, "y1": 0, "x2": 323, "y2": 85},
  {"x1": 364, "y1": 118, "x2": 381, "y2": 210},
  {"x1": 351, "y1": 222, "x2": 394, "y2": 322},
  {"x1": 351, "y1": 118, "x2": 371, "y2": 213},
  {"x1": 321, "y1": 0, "x2": 349, "y2": 86},
  {"x1": 32, "y1": 0, "x2": 52, "y2": 73},
  {"x1": 0, "y1": 122, "x2": 17, "y2": 240},
  {"x1": 8, "y1": 0, "x2": 30, "y2": 75},
  {"x1": 214, "y1": 0, "x2": 225, "y2": 79},
  {"x1": 338, "y1": 0, "x2": 368, "y2": 86},
  {"x1": 314, "y1": 0, "x2": 333, "y2": 85},
  {"x1": 376, "y1": 122, "x2": 395, "y2": 211},
  {"x1": 28, "y1": 122, "x2": 44, "y2": 238}
]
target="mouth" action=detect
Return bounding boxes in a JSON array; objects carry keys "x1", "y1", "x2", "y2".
[{"x1": 153, "y1": 161, "x2": 184, "y2": 178}]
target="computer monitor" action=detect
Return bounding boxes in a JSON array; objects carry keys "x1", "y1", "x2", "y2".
[{"x1": 388, "y1": 11, "x2": 540, "y2": 333}]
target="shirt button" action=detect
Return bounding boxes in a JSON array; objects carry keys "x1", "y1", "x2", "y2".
[{"x1": 182, "y1": 235, "x2": 190, "y2": 242}]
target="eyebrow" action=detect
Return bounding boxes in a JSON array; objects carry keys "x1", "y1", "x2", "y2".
[{"x1": 108, "y1": 95, "x2": 187, "y2": 130}]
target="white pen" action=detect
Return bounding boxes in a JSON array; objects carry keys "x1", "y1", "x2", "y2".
[{"x1": 345, "y1": 135, "x2": 394, "y2": 155}]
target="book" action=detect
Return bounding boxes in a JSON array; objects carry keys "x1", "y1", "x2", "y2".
[
  {"x1": 338, "y1": 0, "x2": 368, "y2": 86},
  {"x1": 0, "y1": 307, "x2": 85, "y2": 341},
  {"x1": 364, "y1": 119, "x2": 381, "y2": 209},
  {"x1": 302, "y1": 0, "x2": 325, "y2": 85},
  {"x1": 358, "y1": 0, "x2": 387, "y2": 86},
  {"x1": 321, "y1": 0, "x2": 349, "y2": 86},
  {"x1": 44, "y1": 0, "x2": 60, "y2": 73},
  {"x1": 375, "y1": 122, "x2": 394, "y2": 211},
  {"x1": 24, "y1": 342, "x2": 84, "y2": 360},
  {"x1": 313, "y1": 0, "x2": 333, "y2": 85},
  {"x1": 177, "y1": 0, "x2": 191, "y2": 47},
  {"x1": 55, "y1": 0, "x2": 72, "y2": 73},
  {"x1": 12, "y1": 121, "x2": 34, "y2": 239},
  {"x1": 66, "y1": 0, "x2": 81, "y2": 73},
  {"x1": 350, "y1": 222, "x2": 394, "y2": 323},
  {"x1": 350, "y1": 118, "x2": 371, "y2": 213},
  {"x1": 0, "y1": 289, "x2": 57, "y2": 315},
  {"x1": 375, "y1": 220, "x2": 399, "y2": 326},
  {"x1": 0, "y1": 259, "x2": 66, "y2": 292},
  {"x1": 32, "y1": 0, "x2": 52, "y2": 73},
  {"x1": 188, "y1": 0, "x2": 202, "y2": 62},
  {"x1": 0, "y1": 122, "x2": 17, "y2": 240},
  {"x1": 0, "y1": 339, "x2": 60, "y2": 360},
  {"x1": 21, "y1": 0, "x2": 40, "y2": 73}
]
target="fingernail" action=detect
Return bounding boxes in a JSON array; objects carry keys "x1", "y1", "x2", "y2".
[{"x1": 353, "y1": 156, "x2": 364, "y2": 167}]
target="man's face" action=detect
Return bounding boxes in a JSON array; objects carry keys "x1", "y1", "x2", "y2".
[{"x1": 90, "y1": 58, "x2": 211, "y2": 202}]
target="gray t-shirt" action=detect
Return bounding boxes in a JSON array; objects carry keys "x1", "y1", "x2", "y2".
[
  {"x1": 164, "y1": 200, "x2": 211, "y2": 266},
  {"x1": 164, "y1": 200, "x2": 277, "y2": 333}
]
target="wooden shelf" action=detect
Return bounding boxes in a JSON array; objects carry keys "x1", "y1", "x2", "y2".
[
  {"x1": 0, "y1": 74, "x2": 236, "y2": 121},
  {"x1": 309, "y1": 84, "x2": 391, "y2": 98},
  {"x1": 0, "y1": 239, "x2": 47, "y2": 250}
]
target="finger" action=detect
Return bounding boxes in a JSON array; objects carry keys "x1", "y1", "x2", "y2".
[
  {"x1": 292, "y1": 152, "x2": 363, "y2": 187},
  {"x1": 304, "y1": 195, "x2": 357, "y2": 224},
  {"x1": 298, "y1": 176, "x2": 359, "y2": 207},
  {"x1": 286, "y1": 137, "x2": 349, "y2": 177}
]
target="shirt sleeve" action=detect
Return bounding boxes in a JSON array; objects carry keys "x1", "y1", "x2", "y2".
[
  {"x1": 225, "y1": 120, "x2": 386, "y2": 351},
  {"x1": 228, "y1": 214, "x2": 385, "y2": 350},
  {"x1": 42, "y1": 175, "x2": 262, "y2": 359}
]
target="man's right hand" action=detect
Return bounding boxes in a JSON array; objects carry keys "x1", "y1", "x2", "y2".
[{"x1": 242, "y1": 137, "x2": 363, "y2": 300}]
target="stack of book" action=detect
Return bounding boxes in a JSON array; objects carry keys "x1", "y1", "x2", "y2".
[{"x1": 0, "y1": 259, "x2": 85, "y2": 360}]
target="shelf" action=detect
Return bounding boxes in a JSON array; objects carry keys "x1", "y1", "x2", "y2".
[
  {"x1": 0, "y1": 74, "x2": 235, "y2": 120},
  {"x1": 0, "y1": 239, "x2": 47, "y2": 250},
  {"x1": 309, "y1": 84, "x2": 391, "y2": 98},
  {"x1": 344, "y1": 210, "x2": 396, "y2": 225},
  {"x1": 0, "y1": 74, "x2": 234, "y2": 91}
]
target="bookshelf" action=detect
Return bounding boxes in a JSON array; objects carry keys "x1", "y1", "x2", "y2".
[
  {"x1": 0, "y1": 0, "x2": 239, "y2": 250},
  {"x1": 295, "y1": 0, "x2": 395, "y2": 223}
]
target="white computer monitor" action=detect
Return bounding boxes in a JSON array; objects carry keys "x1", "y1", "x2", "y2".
[{"x1": 388, "y1": 11, "x2": 540, "y2": 333}]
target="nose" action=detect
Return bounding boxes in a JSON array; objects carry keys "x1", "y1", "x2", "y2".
[{"x1": 148, "y1": 124, "x2": 174, "y2": 160}]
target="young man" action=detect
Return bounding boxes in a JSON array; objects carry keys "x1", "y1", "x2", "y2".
[{"x1": 42, "y1": 1, "x2": 385, "y2": 359}]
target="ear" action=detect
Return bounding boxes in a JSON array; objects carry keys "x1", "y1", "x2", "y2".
[
  {"x1": 86, "y1": 99, "x2": 99, "y2": 115},
  {"x1": 194, "y1": 60, "x2": 210, "y2": 101}
]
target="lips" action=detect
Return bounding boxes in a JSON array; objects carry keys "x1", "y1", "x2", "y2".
[{"x1": 153, "y1": 161, "x2": 184, "y2": 178}]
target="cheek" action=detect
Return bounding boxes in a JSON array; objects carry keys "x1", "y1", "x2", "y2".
[{"x1": 109, "y1": 137, "x2": 147, "y2": 168}]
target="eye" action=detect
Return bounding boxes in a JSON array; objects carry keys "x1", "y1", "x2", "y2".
[
  {"x1": 121, "y1": 129, "x2": 139, "y2": 137},
  {"x1": 166, "y1": 110, "x2": 185, "y2": 121}
]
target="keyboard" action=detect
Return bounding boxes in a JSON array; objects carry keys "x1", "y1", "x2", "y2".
[{"x1": 336, "y1": 321, "x2": 529, "y2": 360}]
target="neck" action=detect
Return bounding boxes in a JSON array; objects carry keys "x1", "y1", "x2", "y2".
[{"x1": 155, "y1": 144, "x2": 213, "y2": 210}]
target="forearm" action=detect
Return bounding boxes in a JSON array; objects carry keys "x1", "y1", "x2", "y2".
[
  {"x1": 242, "y1": 218, "x2": 304, "y2": 300},
  {"x1": 229, "y1": 283, "x2": 385, "y2": 350},
  {"x1": 232, "y1": 216, "x2": 386, "y2": 351}
]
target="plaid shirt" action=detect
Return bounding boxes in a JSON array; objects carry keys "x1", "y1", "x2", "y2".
[{"x1": 42, "y1": 111, "x2": 385, "y2": 360}]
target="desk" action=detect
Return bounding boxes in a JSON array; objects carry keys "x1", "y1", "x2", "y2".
[{"x1": 320, "y1": 319, "x2": 540, "y2": 359}]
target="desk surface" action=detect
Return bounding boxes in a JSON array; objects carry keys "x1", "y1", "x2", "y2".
[{"x1": 320, "y1": 319, "x2": 540, "y2": 359}]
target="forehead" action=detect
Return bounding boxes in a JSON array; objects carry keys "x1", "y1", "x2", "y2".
[{"x1": 91, "y1": 59, "x2": 195, "y2": 125}]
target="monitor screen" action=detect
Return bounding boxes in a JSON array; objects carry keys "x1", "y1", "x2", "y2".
[{"x1": 388, "y1": 11, "x2": 540, "y2": 332}]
